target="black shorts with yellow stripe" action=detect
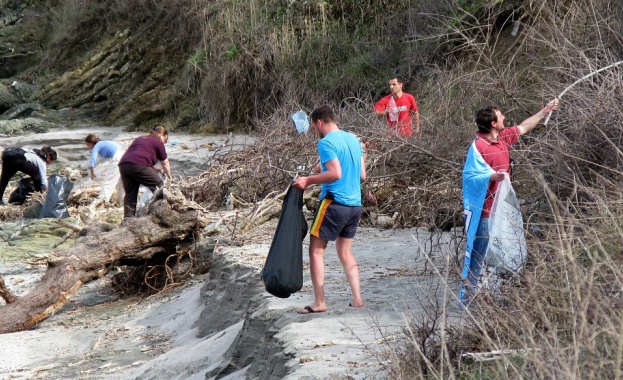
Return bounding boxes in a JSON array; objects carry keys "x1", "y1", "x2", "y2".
[{"x1": 310, "y1": 198, "x2": 362, "y2": 241}]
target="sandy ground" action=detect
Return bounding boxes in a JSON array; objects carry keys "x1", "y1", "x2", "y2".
[
  {"x1": 0, "y1": 226, "x2": 464, "y2": 380},
  {"x1": 0, "y1": 127, "x2": 466, "y2": 379}
]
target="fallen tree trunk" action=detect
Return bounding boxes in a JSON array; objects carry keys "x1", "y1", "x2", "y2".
[{"x1": 0, "y1": 195, "x2": 207, "y2": 334}]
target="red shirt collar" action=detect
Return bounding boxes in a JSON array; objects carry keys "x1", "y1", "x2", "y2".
[{"x1": 475, "y1": 132, "x2": 499, "y2": 145}]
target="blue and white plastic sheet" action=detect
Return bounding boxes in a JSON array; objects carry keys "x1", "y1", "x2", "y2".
[
  {"x1": 460, "y1": 141, "x2": 494, "y2": 301},
  {"x1": 460, "y1": 141, "x2": 528, "y2": 302}
]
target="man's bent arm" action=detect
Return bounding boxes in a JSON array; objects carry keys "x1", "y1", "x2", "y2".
[
  {"x1": 307, "y1": 159, "x2": 341, "y2": 185},
  {"x1": 293, "y1": 159, "x2": 341, "y2": 189}
]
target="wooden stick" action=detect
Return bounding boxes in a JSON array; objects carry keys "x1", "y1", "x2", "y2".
[{"x1": 544, "y1": 60, "x2": 623, "y2": 125}]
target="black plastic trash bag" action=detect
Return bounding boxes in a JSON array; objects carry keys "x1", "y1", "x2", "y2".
[
  {"x1": 39, "y1": 175, "x2": 73, "y2": 219},
  {"x1": 8, "y1": 177, "x2": 36, "y2": 205},
  {"x1": 260, "y1": 185, "x2": 308, "y2": 298}
]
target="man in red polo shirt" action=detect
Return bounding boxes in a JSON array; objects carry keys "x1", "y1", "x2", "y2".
[
  {"x1": 464, "y1": 98, "x2": 559, "y2": 294},
  {"x1": 374, "y1": 76, "x2": 420, "y2": 139}
]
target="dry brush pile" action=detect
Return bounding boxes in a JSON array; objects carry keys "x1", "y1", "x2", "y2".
[{"x1": 179, "y1": 101, "x2": 465, "y2": 232}]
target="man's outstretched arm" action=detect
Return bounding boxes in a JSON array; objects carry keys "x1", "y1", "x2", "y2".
[{"x1": 518, "y1": 98, "x2": 559, "y2": 135}]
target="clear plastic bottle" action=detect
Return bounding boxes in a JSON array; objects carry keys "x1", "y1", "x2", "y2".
[{"x1": 388, "y1": 96, "x2": 398, "y2": 123}]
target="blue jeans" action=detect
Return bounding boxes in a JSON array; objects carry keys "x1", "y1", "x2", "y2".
[{"x1": 466, "y1": 217, "x2": 489, "y2": 291}]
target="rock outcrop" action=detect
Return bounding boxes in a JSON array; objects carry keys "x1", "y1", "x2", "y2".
[
  {"x1": 0, "y1": 1, "x2": 198, "y2": 130},
  {"x1": 0, "y1": 83, "x2": 19, "y2": 113},
  {"x1": 0, "y1": 117, "x2": 52, "y2": 135},
  {"x1": 38, "y1": 29, "x2": 184, "y2": 128}
]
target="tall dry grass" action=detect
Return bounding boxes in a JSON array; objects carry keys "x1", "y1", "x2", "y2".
[{"x1": 369, "y1": 0, "x2": 623, "y2": 378}]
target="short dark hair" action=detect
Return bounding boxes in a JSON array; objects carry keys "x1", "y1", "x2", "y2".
[
  {"x1": 475, "y1": 106, "x2": 501, "y2": 133},
  {"x1": 41, "y1": 146, "x2": 57, "y2": 162},
  {"x1": 389, "y1": 75, "x2": 404, "y2": 84},
  {"x1": 310, "y1": 106, "x2": 336, "y2": 124}
]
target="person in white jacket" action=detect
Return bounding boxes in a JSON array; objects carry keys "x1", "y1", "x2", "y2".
[{"x1": 84, "y1": 134, "x2": 124, "y2": 205}]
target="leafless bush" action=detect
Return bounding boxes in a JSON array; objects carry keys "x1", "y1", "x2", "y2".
[
  {"x1": 179, "y1": 95, "x2": 465, "y2": 231},
  {"x1": 375, "y1": 0, "x2": 623, "y2": 378},
  {"x1": 180, "y1": 104, "x2": 318, "y2": 210}
]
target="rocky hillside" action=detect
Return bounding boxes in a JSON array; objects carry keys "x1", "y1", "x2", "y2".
[{"x1": 0, "y1": 0, "x2": 198, "y2": 131}]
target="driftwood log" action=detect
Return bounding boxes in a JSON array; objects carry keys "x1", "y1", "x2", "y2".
[{"x1": 0, "y1": 194, "x2": 206, "y2": 334}]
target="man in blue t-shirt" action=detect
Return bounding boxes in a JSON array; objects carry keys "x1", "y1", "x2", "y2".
[{"x1": 293, "y1": 105, "x2": 367, "y2": 314}]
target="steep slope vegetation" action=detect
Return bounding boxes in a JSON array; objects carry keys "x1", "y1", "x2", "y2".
[{"x1": 0, "y1": 0, "x2": 487, "y2": 131}]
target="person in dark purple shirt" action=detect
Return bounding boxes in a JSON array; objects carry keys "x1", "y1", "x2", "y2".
[{"x1": 118, "y1": 126, "x2": 172, "y2": 217}]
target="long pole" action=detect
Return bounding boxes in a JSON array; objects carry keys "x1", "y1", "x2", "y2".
[{"x1": 544, "y1": 60, "x2": 623, "y2": 125}]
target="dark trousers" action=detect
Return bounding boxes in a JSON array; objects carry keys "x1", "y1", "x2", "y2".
[
  {"x1": 0, "y1": 155, "x2": 41, "y2": 202},
  {"x1": 118, "y1": 162, "x2": 164, "y2": 217}
]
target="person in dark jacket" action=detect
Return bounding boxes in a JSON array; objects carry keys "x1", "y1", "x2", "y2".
[
  {"x1": 0, "y1": 146, "x2": 58, "y2": 204},
  {"x1": 118, "y1": 126, "x2": 172, "y2": 217}
]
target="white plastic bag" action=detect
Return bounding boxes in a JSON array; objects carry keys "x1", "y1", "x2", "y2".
[
  {"x1": 388, "y1": 96, "x2": 398, "y2": 123},
  {"x1": 486, "y1": 173, "x2": 527, "y2": 272},
  {"x1": 292, "y1": 111, "x2": 309, "y2": 134},
  {"x1": 137, "y1": 186, "x2": 154, "y2": 212},
  {"x1": 92, "y1": 150, "x2": 124, "y2": 204}
]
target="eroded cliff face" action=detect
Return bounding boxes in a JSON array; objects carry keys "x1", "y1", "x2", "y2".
[
  {"x1": 0, "y1": 1, "x2": 46, "y2": 80},
  {"x1": 0, "y1": 1, "x2": 201, "y2": 131},
  {"x1": 38, "y1": 29, "x2": 185, "y2": 128}
]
